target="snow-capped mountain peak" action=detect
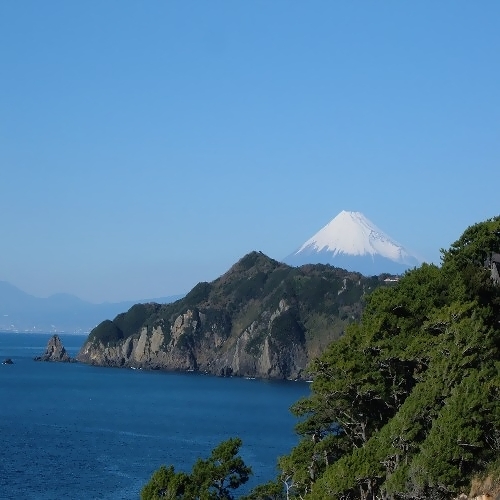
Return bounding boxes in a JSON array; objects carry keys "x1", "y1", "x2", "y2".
[{"x1": 285, "y1": 211, "x2": 421, "y2": 275}]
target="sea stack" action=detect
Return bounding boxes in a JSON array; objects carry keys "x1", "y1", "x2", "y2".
[{"x1": 34, "y1": 334, "x2": 74, "y2": 362}]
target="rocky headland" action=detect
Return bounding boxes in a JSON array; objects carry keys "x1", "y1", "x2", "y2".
[{"x1": 76, "y1": 251, "x2": 394, "y2": 379}]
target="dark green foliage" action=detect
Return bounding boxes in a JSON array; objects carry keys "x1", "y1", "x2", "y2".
[
  {"x1": 232, "y1": 271, "x2": 268, "y2": 305},
  {"x1": 175, "y1": 332, "x2": 193, "y2": 351},
  {"x1": 141, "y1": 438, "x2": 252, "y2": 500},
  {"x1": 441, "y1": 216, "x2": 500, "y2": 271},
  {"x1": 90, "y1": 303, "x2": 161, "y2": 345},
  {"x1": 113, "y1": 303, "x2": 160, "y2": 338},
  {"x1": 237, "y1": 251, "x2": 272, "y2": 272},
  {"x1": 275, "y1": 216, "x2": 500, "y2": 499},
  {"x1": 244, "y1": 331, "x2": 267, "y2": 356},
  {"x1": 241, "y1": 479, "x2": 285, "y2": 500},
  {"x1": 184, "y1": 282, "x2": 212, "y2": 307},
  {"x1": 140, "y1": 465, "x2": 190, "y2": 499},
  {"x1": 191, "y1": 437, "x2": 252, "y2": 499},
  {"x1": 217, "y1": 252, "x2": 284, "y2": 303},
  {"x1": 88, "y1": 319, "x2": 123, "y2": 345},
  {"x1": 261, "y1": 268, "x2": 296, "y2": 297},
  {"x1": 270, "y1": 310, "x2": 305, "y2": 345}
]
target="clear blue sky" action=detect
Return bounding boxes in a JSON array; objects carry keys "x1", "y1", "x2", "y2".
[{"x1": 1, "y1": 2, "x2": 499, "y2": 303}]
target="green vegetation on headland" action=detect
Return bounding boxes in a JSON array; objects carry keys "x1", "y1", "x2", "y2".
[{"x1": 141, "y1": 216, "x2": 500, "y2": 499}]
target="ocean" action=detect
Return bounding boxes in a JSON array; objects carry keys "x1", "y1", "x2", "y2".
[{"x1": 0, "y1": 333, "x2": 310, "y2": 499}]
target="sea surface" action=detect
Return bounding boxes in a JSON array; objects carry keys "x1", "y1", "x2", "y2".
[{"x1": 0, "y1": 333, "x2": 310, "y2": 500}]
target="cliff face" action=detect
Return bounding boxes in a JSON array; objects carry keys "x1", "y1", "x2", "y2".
[
  {"x1": 77, "y1": 299, "x2": 309, "y2": 379},
  {"x1": 77, "y1": 252, "x2": 390, "y2": 379},
  {"x1": 461, "y1": 472, "x2": 500, "y2": 500}
]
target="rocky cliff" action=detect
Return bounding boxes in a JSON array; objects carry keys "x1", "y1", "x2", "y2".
[
  {"x1": 34, "y1": 334, "x2": 73, "y2": 362},
  {"x1": 77, "y1": 252, "x2": 392, "y2": 379}
]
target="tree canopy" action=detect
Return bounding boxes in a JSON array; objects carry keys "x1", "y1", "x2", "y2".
[{"x1": 141, "y1": 438, "x2": 252, "y2": 500}]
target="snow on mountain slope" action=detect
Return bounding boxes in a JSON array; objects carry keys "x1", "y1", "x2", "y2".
[{"x1": 284, "y1": 211, "x2": 421, "y2": 275}]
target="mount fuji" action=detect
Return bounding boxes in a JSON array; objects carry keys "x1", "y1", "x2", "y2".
[{"x1": 284, "y1": 211, "x2": 421, "y2": 276}]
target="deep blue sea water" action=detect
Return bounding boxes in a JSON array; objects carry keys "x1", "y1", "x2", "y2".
[{"x1": 0, "y1": 333, "x2": 310, "y2": 500}]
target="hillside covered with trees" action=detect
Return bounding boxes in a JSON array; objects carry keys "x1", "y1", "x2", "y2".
[{"x1": 142, "y1": 216, "x2": 500, "y2": 499}]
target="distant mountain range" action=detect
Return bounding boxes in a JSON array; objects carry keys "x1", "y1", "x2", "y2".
[
  {"x1": 284, "y1": 210, "x2": 421, "y2": 275},
  {"x1": 0, "y1": 281, "x2": 182, "y2": 333}
]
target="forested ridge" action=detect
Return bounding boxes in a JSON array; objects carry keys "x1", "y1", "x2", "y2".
[
  {"x1": 142, "y1": 217, "x2": 500, "y2": 500},
  {"x1": 80, "y1": 253, "x2": 388, "y2": 380}
]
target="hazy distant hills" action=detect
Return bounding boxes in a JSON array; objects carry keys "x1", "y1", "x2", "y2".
[
  {"x1": 285, "y1": 210, "x2": 421, "y2": 275},
  {"x1": 0, "y1": 280, "x2": 182, "y2": 333}
]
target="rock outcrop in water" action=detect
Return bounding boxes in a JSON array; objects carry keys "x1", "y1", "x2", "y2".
[
  {"x1": 34, "y1": 334, "x2": 74, "y2": 362},
  {"x1": 77, "y1": 252, "x2": 394, "y2": 379}
]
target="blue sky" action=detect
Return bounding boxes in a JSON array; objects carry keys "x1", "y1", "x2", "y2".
[{"x1": 1, "y1": 2, "x2": 499, "y2": 303}]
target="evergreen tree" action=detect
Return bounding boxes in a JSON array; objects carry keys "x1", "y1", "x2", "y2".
[{"x1": 141, "y1": 438, "x2": 251, "y2": 500}]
